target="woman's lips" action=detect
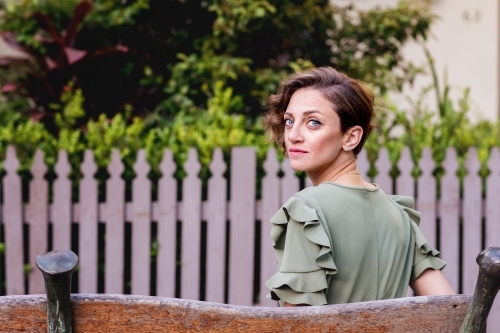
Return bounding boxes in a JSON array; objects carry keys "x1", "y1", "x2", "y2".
[{"x1": 289, "y1": 148, "x2": 307, "y2": 156}]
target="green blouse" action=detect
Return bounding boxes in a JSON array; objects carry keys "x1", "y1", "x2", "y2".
[{"x1": 265, "y1": 182, "x2": 446, "y2": 306}]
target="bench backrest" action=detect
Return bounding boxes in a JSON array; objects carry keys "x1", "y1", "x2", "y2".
[{"x1": 0, "y1": 294, "x2": 472, "y2": 332}]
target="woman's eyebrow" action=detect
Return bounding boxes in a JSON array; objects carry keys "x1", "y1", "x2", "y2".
[
  {"x1": 303, "y1": 110, "x2": 323, "y2": 116},
  {"x1": 284, "y1": 110, "x2": 323, "y2": 117}
]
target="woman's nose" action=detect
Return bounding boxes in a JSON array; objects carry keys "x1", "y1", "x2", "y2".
[{"x1": 287, "y1": 124, "x2": 304, "y2": 143}]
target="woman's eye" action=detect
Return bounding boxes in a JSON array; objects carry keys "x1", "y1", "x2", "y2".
[
  {"x1": 284, "y1": 118, "x2": 294, "y2": 126},
  {"x1": 308, "y1": 119, "x2": 321, "y2": 127}
]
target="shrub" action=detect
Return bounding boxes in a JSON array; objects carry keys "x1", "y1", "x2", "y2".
[{"x1": 0, "y1": 0, "x2": 436, "y2": 131}]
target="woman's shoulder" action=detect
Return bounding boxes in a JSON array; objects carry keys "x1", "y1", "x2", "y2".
[
  {"x1": 295, "y1": 184, "x2": 418, "y2": 217},
  {"x1": 291, "y1": 185, "x2": 330, "y2": 211},
  {"x1": 295, "y1": 182, "x2": 366, "y2": 195},
  {"x1": 386, "y1": 195, "x2": 415, "y2": 209},
  {"x1": 288, "y1": 183, "x2": 369, "y2": 217},
  {"x1": 294, "y1": 182, "x2": 381, "y2": 202}
]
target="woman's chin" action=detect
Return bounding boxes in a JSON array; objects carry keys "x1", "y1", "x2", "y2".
[{"x1": 289, "y1": 161, "x2": 308, "y2": 173}]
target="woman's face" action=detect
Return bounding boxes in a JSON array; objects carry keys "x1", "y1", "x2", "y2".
[{"x1": 284, "y1": 88, "x2": 347, "y2": 176}]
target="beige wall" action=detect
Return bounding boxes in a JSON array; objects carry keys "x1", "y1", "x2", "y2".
[{"x1": 333, "y1": 0, "x2": 499, "y2": 121}]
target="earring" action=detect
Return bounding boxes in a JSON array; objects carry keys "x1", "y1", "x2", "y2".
[{"x1": 344, "y1": 147, "x2": 349, "y2": 151}]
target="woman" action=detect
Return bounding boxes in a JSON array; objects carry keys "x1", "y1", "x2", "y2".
[{"x1": 263, "y1": 67, "x2": 454, "y2": 307}]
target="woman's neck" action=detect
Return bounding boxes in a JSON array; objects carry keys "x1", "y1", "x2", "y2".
[
  {"x1": 308, "y1": 158, "x2": 358, "y2": 186},
  {"x1": 308, "y1": 158, "x2": 376, "y2": 189}
]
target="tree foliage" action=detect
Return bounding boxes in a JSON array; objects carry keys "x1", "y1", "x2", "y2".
[
  {"x1": 1, "y1": 0, "x2": 496, "y2": 184},
  {"x1": 0, "y1": 0, "x2": 435, "y2": 131}
]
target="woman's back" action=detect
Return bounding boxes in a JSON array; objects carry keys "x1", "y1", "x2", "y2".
[
  {"x1": 263, "y1": 66, "x2": 452, "y2": 306},
  {"x1": 266, "y1": 182, "x2": 445, "y2": 305}
]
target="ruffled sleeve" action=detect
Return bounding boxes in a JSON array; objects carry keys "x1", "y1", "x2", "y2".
[
  {"x1": 389, "y1": 196, "x2": 446, "y2": 281},
  {"x1": 265, "y1": 195, "x2": 337, "y2": 306}
]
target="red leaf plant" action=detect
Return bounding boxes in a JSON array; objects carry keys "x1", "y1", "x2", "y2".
[{"x1": 0, "y1": 1, "x2": 130, "y2": 131}]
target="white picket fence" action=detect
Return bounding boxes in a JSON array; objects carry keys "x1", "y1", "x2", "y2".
[{"x1": 1, "y1": 145, "x2": 500, "y2": 330}]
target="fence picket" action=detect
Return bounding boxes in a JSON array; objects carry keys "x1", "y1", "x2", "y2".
[
  {"x1": 375, "y1": 148, "x2": 392, "y2": 194},
  {"x1": 486, "y1": 148, "x2": 500, "y2": 331},
  {"x1": 357, "y1": 149, "x2": 370, "y2": 181},
  {"x1": 259, "y1": 148, "x2": 280, "y2": 307},
  {"x1": 228, "y1": 147, "x2": 256, "y2": 305},
  {"x1": 105, "y1": 149, "x2": 125, "y2": 294},
  {"x1": 2, "y1": 145, "x2": 500, "y2": 309},
  {"x1": 440, "y1": 148, "x2": 460, "y2": 293},
  {"x1": 79, "y1": 150, "x2": 98, "y2": 293},
  {"x1": 398, "y1": 148, "x2": 414, "y2": 296},
  {"x1": 52, "y1": 150, "x2": 72, "y2": 252},
  {"x1": 463, "y1": 148, "x2": 482, "y2": 294},
  {"x1": 305, "y1": 177, "x2": 314, "y2": 188},
  {"x1": 131, "y1": 149, "x2": 151, "y2": 295},
  {"x1": 417, "y1": 148, "x2": 436, "y2": 248},
  {"x1": 281, "y1": 159, "x2": 299, "y2": 203},
  {"x1": 3, "y1": 146, "x2": 24, "y2": 295},
  {"x1": 486, "y1": 147, "x2": 500, "y2": 247},
  {"x1": 396, "y1": 147, "x2": 414, "y2": 197},
  {"x1": 180, "y1": 148, "x2": 201, "y2": 300},
  {"x1": 415, "y1": 149, "x2": 437, "y2": 300},
  {"x1": 156, "y1": 149, "x2": 177, "y2": 297},
  {"x1": 398, "y1": 148, "x2": 415, "y2": 297},
  {"x1": 27, "y1": 150, "x2": 48, "y2": 294},
  {"x1": 206, "y1": 148, "x2": 227, "y2": 303}
]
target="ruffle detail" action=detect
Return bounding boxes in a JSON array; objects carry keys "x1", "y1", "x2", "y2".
[
  {"x1": 265, "y1": 195, "x2": 337, "y2": 305},
  {"x1": 268, "y1": 286, "x2": 328, "y2": 306},
  {"x1": 266, "y1": 269, "x2": 329, "y2": 294},
  {"x1": 389, "y1": 195, "x2": 446, "y2": 280}
]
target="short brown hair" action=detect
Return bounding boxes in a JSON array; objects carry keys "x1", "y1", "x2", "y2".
[{"x1": 262, "y1": 67, "x2": 375, "y2": 157}]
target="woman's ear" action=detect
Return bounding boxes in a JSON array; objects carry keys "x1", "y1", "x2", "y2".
[{"x1": 343, "y1": 126, "x2": 363, "y2": 151}]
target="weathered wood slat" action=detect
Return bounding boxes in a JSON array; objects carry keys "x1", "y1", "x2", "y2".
[
  {"x1": 206, "y1": 148, "x2": 227, "y2": 303},
  {"x1": 180, "y1": 148, "x2": 202, "y2": 300},
  {"x1": 131, "y1": 149, "x2": 151, "y2": 295},
  {"x1": 20, "y1": 196, "x2": 490, "y2": 229},
  {"x1": 17, "y1": 196, "x2": 494, "y2": 230},
  {"x1": 375, "y1": 147, "x2": 392, "y2": 194},
  {"x1": 228, "y1": 147, "x2": 256, "y2": 305},
  {"x1": 79, "y1": 150, "x2": 98, "y2": 293},
  {"x1": 440, "y1": 148, "x2": 460, "y2": 293},
  {"x1": 104, "y1": 149, "x2": 125, "y2": 294},
  {"x1": 0, "y1": 294, "x2": 472, "y2": 332},
  {"x1": 52, "y1": 150, "x2": 72, "y2": 252},
  {"x1": 17, "y1": 199, "x2": 273, "y2": 227},
  {"x1": 3, "y1": 146, "x2": 25, "y2": 295},
  {"x1": 463, "y1": 148, "x2": 482, "y2": 294},
  {"x1": 27, "y1": 150, "x2": 48, "y2": 294},
  {"x1": 260, "y1": 148, "x2": 280, "y2": 307},
  {"x1": 18, "y1": 196, "x2": 494, "y2": 229},
  {"x1": 417, "y1": 148, "x2": 437, "y2": 248},
  {"x1": 486, "y1": 147, "x2": 500, "y2": 331},
  {"x1": 156, "y1": 149, "x2": 177, "y2": 297}
]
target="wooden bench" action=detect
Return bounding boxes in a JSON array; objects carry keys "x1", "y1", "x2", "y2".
[{"x1": 1, "y1": 248, "x2": 499, "y2": 333}]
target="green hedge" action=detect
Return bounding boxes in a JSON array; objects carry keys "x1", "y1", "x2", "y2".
[
  {"x1": 1, "y1": 88, "x2": 498, "y2": 184},
  {"x1": 0, "y1": 81, "x2": 267, "y2": 181}
]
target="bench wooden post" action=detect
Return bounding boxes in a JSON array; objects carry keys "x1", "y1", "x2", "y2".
[
  {"x1": 35, "y1": 250, "x2": 78, "y2": 333},
  {"x1": 460, "y1": 247, "x2": 500, "y2": 333}
]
